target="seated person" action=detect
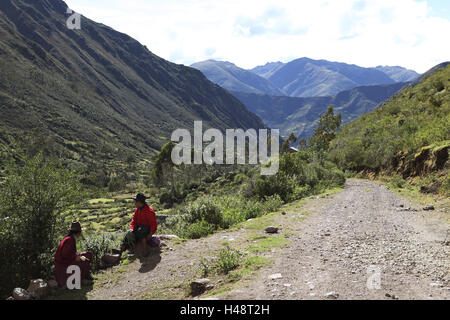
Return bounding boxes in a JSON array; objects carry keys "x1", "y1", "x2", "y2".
[
  {"x1": 120, "y1": 193, "x2": 158, "y2": 254},
  {"x1": 54, "y1": 222, "x2": 93, "y2": 287}
]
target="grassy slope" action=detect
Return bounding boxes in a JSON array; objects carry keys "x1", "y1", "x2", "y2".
[
  {"x1": 330, "y1": 63, "x2": 450, "y2": 195},
  {"x1": 0, "y1": 0, "x2": 265, "y2": 165}
]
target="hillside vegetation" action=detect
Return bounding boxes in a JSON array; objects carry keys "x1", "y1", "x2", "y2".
[
  {"x1": 330, "y1": 63, "x2": 450, "y2": 195},
  {"x1": 0, "y1": 0, "x2": 265, "y2": 167}
]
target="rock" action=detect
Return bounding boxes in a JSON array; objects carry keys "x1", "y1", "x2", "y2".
[
  {"x1": 282, "y1": 211, "x2": 287, "y2": 216},
  {"x1": 159, "y1": 234, "x2": 180, "y2": 240},
  {"x1": 325, "y1": 291, "x2": 339, "y2": 299},
  {"x1": 48, "y1": 279, "x2": 58, "y2": 289},
  {"x1": 6, "y1": 296, "x2": 14, "y2": 300},
  {"x1": 12, "y1": 288, "x2": 32, "y2": 300},
  {"x1": 423, "y1": 205, "x2": 435, "y2": 211},
  {"x1": 101, "y1": 253, "x2": 121, "y2": 266},
  {"x1": 191, "y1": 278, "x2": 211, "y2": 296},
  {"x1": 27, "y1": 279, "x2": 49, "y2": 299},
  {"x1": 268, "y1": 273, "x2": 282, "y2": 280},
  {"x1": 265, "y1": 226, "x2": 279, "y2": 234}
]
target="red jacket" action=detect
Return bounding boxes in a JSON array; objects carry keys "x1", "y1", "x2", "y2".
[
  {"x1": 55, "y1": 235, "x2": 77, "y2": 266},
  {"x1": 130, "y1": 205, "x2": 157, "y2": 234}
]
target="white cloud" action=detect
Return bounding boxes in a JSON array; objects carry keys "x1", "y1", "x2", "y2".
[{"x1": 65, "y1": 0, "x2": 450, "y2": 73}]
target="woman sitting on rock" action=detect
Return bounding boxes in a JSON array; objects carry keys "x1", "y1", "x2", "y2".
[
  {"x1": 54, "y1": 222, "x2": 93, "y2": 287},
  {"x1": 119, "y1": 193, "x2": 158, "y2": 255}
]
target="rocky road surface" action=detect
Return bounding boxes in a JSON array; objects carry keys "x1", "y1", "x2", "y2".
[{"x1": 221, "y1": 180, "x2": 450, "y2": 300}]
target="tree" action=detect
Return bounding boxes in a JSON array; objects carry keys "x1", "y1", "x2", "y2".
[
  {"x1": 281, "y1": 132, "x2": 298, "y2": 153},
  {"x1": 309, "y1": 106, "x2": 342, "y2": 153},
  {"x1": 0, "y1": 153, "x2": 82, "y2": 297}
]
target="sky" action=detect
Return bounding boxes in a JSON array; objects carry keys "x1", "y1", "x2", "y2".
[{"x1": 64, "y1": 0, "x2": 450, "y2": 73}]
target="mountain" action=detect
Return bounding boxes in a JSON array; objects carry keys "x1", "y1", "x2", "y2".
[
  {"x1": 0, "y1": 0, "x2": 265, "y2": 163},
  {"x1": 330, "y1": 63, "x2": 449, "y2": 192},
  {"x1": 373, "y1": 66, "x2": 419, "y2": 82},
  {"x1": 191, "y1": 60, "x2": 284, "y2": 95},
  {"x1": 267, "y1": 57, "x2": 397, "y2": 97},
  {"x1": 232, "y1": 82, "x2": 408, "y2": 139},
  {"x1": 251, "y1": 61, "x2": 285, "y2": 79}
]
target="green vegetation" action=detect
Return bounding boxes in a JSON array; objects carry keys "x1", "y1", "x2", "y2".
[
  {"x1": 330, "y1": 65, "x2": 450, "y2": 195},
  {"x1": 0, "y1": 152, "x2": 82, "y2": 298},
  {"x1": 200, "y1": 246, "x2": 244, "y2": 276}
]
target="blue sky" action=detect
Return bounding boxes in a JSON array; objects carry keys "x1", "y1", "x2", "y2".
[{"x1": 65, "y1": 0, "x2": 450, "y2": 73}]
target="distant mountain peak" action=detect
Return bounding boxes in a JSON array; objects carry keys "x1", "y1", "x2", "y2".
[{"x1": 191, "y1": 60, "x2": 285, "y2": 96}]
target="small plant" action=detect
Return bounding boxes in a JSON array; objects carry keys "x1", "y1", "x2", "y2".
[
  {"x1": 215, "y1": 246, "x2": 243, "y2": 274},
  {"x1": 199, "y1": 246, "x2": 243, "y2": 276},
  {"x1": 82, "y1": 233, "x2": 120, "y2": 271},
  {"x1": 199, "y1": 257, "x2": 213, "y2": 277}
]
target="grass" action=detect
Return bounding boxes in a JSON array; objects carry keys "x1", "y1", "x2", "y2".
[{"x1": 248, "y1": 235, "x2": 290, "y2": 253}]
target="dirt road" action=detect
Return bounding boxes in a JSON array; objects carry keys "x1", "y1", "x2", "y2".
[
  {"x1": 87, "y1": 179, "x2": 449, "y2": 300},
  {"x1": 221, "y1": 179, "x2": 450, "y2": 300}
]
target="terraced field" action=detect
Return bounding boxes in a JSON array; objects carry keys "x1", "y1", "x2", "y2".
[{"x1": 63, "y1": 195, "x2": 171, "y2": 234}]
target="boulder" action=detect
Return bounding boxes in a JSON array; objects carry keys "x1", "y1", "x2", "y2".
[
  {"x1": 101, "y1": 253, "x2": 121, "y2": 266},
  {"x1": 190, "y1": 278, "x2": 211, "y2": 296},
  {"x1": 423, "y1": 205, "x2": 435, "y2": 211},
  {"x1": 12, "y1": 288, "x2": 32, "y2": 300},
  {"x1": 27, "y1": 279, "x2": 49, "y2": 299},
  {"x1": 265, "y1": 226, "x2": 279, "y2": 234}
]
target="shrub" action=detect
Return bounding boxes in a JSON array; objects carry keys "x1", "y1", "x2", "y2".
[
  {"x1": 179, "y1": 220, "x2": 216, "y2": 239},
  {"x1": 179, "y1": 197, "x2": 223, "y2": 226},
  {"x1": 0, "y1": 153, "x2": 82, "y2": 298},
  {"x1": 215, "y1": 246, "x2": 243, "y2": 274},
  {"x1": 200, "y1": 246, "x2": 243, "y2": 276},
  {"x1": 81, "y1": 233, "x2": 121, "y2": 271}
]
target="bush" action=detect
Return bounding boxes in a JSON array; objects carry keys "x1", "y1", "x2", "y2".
[
  {"x1": 200, "y1": 246, "x2": 243, "y2": 276},
  {"x1": 0, "y1": 153, "x2": 82, "y2": 298},
  {"x1": 179, "y1": 220, "x2": 216, "y2": 239},
  {"x1": 81, "y1": 233, "x2": 121, "y2": 271},
  {"x1": 179, "y1": 197, "x2": 223, "y2": 226},
  {"x1": 108, "y1": 177, "x2": 127, "y2": 192},
  {"x1": 215, "y1": 247, "x2": 243, "y2": 274}
]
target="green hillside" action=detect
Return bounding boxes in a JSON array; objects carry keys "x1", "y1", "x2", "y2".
[
  {"x1": 0, "y1": 0, "x2": 265, "y2": 166},
  {"x1": 330, "y1": 63, "x2": 449, "y2": 194}
]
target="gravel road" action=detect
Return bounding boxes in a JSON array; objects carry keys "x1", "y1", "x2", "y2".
[{"x1": 221, "y1": 179, "x2": 450, "y2": 300}]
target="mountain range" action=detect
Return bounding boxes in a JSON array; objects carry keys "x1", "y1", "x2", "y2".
[
  {"x1": 192, "y1": 58, "x2": 419, "y2": 97},
  {"x1": 0, "y1": 0, "x2": 265, "y2": 163},
  {"x1": 232, "y1": 82, "x2": 408, "y2": 139}
]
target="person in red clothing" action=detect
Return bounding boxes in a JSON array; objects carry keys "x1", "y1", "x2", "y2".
[
  {"x1": 120, "y1": 193, "x2": 158, "y2": 254},
  {"x1": 54, "y1": 221, "x2": 93, "y2": 287}
]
